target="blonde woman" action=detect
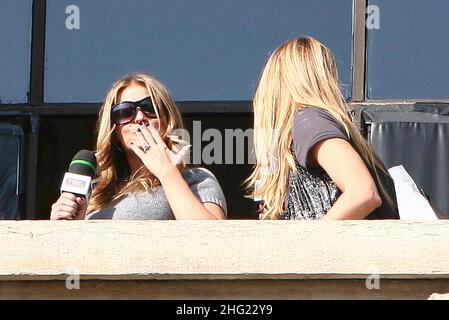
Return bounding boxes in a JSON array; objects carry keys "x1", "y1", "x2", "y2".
[
  {"x1": 248, "y1": 37, "x2": 399, "y2": 220},
  {"x1": 51, "y1": 74, "x2": 226, "y2": 220}
]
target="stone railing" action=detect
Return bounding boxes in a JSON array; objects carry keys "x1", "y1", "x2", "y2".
[{"x1": 1, "y1": 220, "x2": 448, "y2": 299}]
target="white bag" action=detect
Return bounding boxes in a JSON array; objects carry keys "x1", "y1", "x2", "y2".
[{"x1": 388, "y1": 165, "x2": 438, "y2": 220}]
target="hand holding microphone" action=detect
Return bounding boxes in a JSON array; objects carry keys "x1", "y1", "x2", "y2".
[
  {"x1": 51, "y1": 193, "x2": 87, "y2": 220},
  {"x1": 50, "y1": 150, "x2": 97, "y2": 220}
]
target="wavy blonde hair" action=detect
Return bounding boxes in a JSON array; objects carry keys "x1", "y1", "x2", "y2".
[
  {"x1": 246, "y1": 37, "x2": 395, "y2": 219},
  {"x1": 87, "y1": 73, "x2": 184, "y2": 213}
]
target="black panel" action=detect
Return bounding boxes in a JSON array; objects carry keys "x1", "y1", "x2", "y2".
[
  {"x1": 364, "y1": 104, "x2": 449, "y2": 217},
  {"x1": 0, "y1": 124, "x2": 24, "y2": 219}
]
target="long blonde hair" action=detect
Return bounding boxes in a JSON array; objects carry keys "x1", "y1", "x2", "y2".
[
  {"x1": 87, "y1": 73, "x2": 184, "y2": 213},
  {"x1": 247, "y1": 37, "x2": 394, "y2": 219}
]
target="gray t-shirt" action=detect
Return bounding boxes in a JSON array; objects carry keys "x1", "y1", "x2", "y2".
[
  {"x1": 293, "y1": 107, "x2": 348, "y2": 169},
  {"x1": 86, "y1": 167, "x2": 227, "y2": 220}
]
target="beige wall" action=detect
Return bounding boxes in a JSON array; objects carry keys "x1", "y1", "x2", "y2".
[{"x1": 1, "y1": 220, "x2": 448, "y2": 299}]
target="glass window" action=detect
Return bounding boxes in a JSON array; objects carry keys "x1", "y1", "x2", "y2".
[
  {"x1": 45, "y1": 0, "x2": 353, "y2": 102},
  {"x1": 366, "y1": 0, "x2": 449, "y2": 99},
  {"x1": 0, "y1": 0, "x2": 32, "y2": 103}
]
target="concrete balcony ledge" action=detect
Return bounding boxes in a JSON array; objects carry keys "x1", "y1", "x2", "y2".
[{"x1": 1, "y1": 220, "x2": 448, "y2": 299}]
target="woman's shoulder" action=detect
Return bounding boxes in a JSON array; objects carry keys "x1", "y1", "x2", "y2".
[
  {"x1": 292, "y1": 107, "x2": 349, "y2": 168},
  {"x1": 181, "y1": 167, "x2": 227, "y2": 215},
  {"x1": 295, "y1": 106, "x2": 338, "y2": 123},
  {"x1": 181, "y1": 167, "x2": 218, "y2": 180},
  {"x1": 294, "y1": 107, "x2": 347, "y2": 139}
]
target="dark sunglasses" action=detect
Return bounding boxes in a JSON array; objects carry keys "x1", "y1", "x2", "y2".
[{"x1": 111, "y1": 96, "x2": 157, "y2": 125}]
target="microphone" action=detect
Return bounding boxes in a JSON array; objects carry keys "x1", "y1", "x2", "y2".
[{"x1": 60, "y1": 150, "x2": 97, "y2": 201}]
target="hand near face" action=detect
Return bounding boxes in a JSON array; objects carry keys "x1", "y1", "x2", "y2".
[{"x1": 130, "y1": 122, "x2": 191, "y2": 180}]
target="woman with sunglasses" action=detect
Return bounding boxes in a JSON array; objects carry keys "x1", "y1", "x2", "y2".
[{"x1": 50, "y1": 73, "x2": 227, "y2": 220}]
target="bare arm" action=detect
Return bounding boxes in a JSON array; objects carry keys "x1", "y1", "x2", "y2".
[{"x1": 310, "y1": 138, "x2": 382, "y2": 220}]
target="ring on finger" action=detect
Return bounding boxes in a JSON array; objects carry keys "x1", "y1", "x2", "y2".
[{"x1": 143, "y1": 144, "x2": 151, "y2": 153}]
